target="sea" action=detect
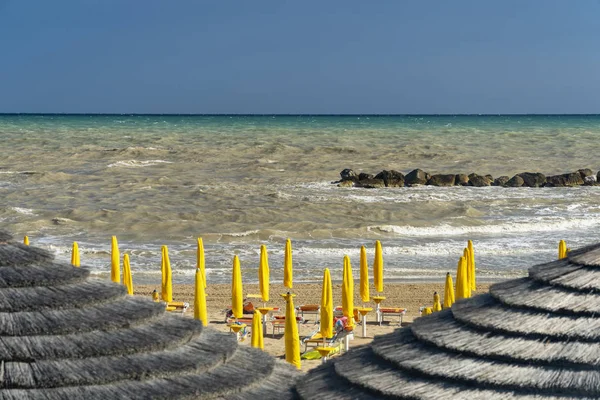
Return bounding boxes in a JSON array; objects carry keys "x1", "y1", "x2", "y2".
[{"x1": 1, "y1": 114, "x2": 599, "y2": 286}]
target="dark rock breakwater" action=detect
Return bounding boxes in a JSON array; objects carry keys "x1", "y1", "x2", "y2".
[{"x1": 335, "y1": 168, "x2": 599, "y2": 188}]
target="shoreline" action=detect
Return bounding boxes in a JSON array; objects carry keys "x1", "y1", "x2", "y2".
[
  {"x1": 134, "y1": 281, "x2": 491, "y2": 371},
  {"x1": 94, "y1": 270, "x2": 519, "y2": 286}
]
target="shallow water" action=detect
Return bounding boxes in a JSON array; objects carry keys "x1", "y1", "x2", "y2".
[{"x1": 1, "y1": 114, "x2": 599, "y2": 284}]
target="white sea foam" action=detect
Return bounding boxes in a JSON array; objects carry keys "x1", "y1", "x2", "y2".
[
  {"x1": 368, "y1": 217, "x2": 600, "y2": 237},
  {"x1": 11, "y1": 207, "x2": 36, "y2": 215},
  {"x1": 107, "y1": 160, "x2": 173, "y2": 168}
]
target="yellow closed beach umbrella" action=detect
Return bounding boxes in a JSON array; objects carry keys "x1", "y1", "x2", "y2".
[
  {"x1": 23, "y1": 236, "x2": 29, "y2": 246},
  {"x1": 258, "y1": 244, "x2": 270, "y2": 303},
  {"x1": 359, "y1": 245, "x2": 370, "y2": 303},
  {"x1": 231, "y1": 255, "x2": 243, "y2": 319},
  {"x1": 281, "y1": 292, "x2": 301, "y2": 369},
  {"x1": 161, "y1": 246, "x2": 173, "y2": 302},
  {"x1": 444, "y1": 272, "x2": 455, "y2": 308},
  {"x1": 455, "y1": 256, "x2": 469, "y2": 300},
  {"x1": 284, "y1": 239, "x2": 293, "y2": 288},
  {"x1": 71, "y1": 241, "x2": 80, "y2": 267},
  {"x1": 558, "y1": 240, "x2": 567, "y2": 259},
  {"x1": 197, "y1": 238, "x2": 206, "y2": 288},
  {"x1": 468, "y1": 240, "x2": 476, "y2": 291},
  {"x1": 342, "y1": 255, "x2": 355, "y2": 329},
  {"x1": 161, "y1": 247, "x2": 167, "y2": 300},
  {"x1": 123, "y1": 253, "x2": 133, "y2": 295},
  {"x1": 194, "y1": 267, "x2": 208, "y2": 326},
  {"x1": 320, "y1": 268, "x2": 333, "y2": 339},
  {"x1": 433, "y1": 292, "x2": 442, "y2": 312},
  {"x1": 111, "y1": 236, "x2": 120, "y2": 283},
  {"x1": 463, "y1": 248, "x2": 472, "y2": 298},
  {"x1": 373, "y1": 240, "x2": 383, "y2": 293},
  {"x1": 251, "y1": 310, "x2": 264, "y2": 350}
]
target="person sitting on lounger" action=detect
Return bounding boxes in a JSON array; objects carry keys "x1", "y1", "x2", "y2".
[{"x1": 225, "y1": 299, "x2": 255, "y2": 320}]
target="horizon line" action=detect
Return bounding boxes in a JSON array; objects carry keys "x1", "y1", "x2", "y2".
[{"x1": 1, "y1": 113, "x2": 599, "y2": 117}]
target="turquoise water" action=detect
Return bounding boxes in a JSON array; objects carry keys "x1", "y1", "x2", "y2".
[{"x1": 1, "y1": 114, "x2": 599, "y2": 285}]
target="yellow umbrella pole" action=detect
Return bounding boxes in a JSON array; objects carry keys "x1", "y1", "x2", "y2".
[
  {"x1": 320, "y1": 268, "x2": 333, "y2": 340},
  {"x1": 197, "y1": 238, "x2": 207, "y2": 288},
  {"x1": 71, "y1": 241, "x2": 80, "y2": 267},
  {"x1": 433, "y1": 292, "x2": 442, "y2": 312},
  {"x1": 259, "y1": 244, "x2": 270, "y2": 304},
  {"x1": 281, "y1": 292, "x2": 301, "y2": 369},
  {"x1": 342, "y1": 255, "x2": 355, "y2": 331},
  {"x1": 373, "y1": 240, "x2": 383, "y2": 293},
  {"x1": 23, "y1": 236, "x2": 29, "y2": 246},
  {"x1": 455, "y1": 256, "x2": 468, "y2": 300},
  {"x1": 463, "y1": 248, "x2": 472, "y2": 298},
  {"x1": 163, "y1": 246, "x2": 173, "y2": 303},
  {"x1": 468, "y1": 240, "x2": 476, "y2": 291},
  {"x1": 284, "y1": 239, "x2": 293, "y2": 288},
  {"x1": 558, "y1": 240, "x2": 567, "y2": 259},
  {"x1": 251, "y1": 310, "x2": 264, "y2": 350},
  {"x1": 161, "y1": 246, "x2": 167, "y2": 301},
  {"x1": 123, "y1": 253, "x2": 133, "y2": 295},
  {"x1": 444, "y1": 272, "x2": 455, "y2": 308},
  {"x1": 232, "y1": 255, "x2": 243, "y2": 319},
  {"x1": 194, "y1": 267, "x2": 208, "y2": 326},
  {"x1": 359, "y1": 245, "x2": 370, "y2": 304},
  {"x1": 110, "y1": 236, "x2": 120, "y2": 283}
]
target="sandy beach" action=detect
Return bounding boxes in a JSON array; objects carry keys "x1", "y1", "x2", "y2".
[{"x1": 135, "y1": 282, "x2": 490, "y2": 371}]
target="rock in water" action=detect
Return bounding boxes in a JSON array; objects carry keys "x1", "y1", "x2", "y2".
[
  {"x1": 358, "y1": 172, "x2": 374, "y2": 181},
  {"x1": 455, "y1": 174, "x2": 469, "y2": 186},
  {"x1": 585, "y1": 175, "x2": 597, "y2": 185},
  {"x1": 518, "y1": 172, "x2": 546, "y2": 187},
  {"x1": 578, "y1": 168, "x2": 594, "y2": 180},
  {"x1": 340, "y1": 169, "x2": 357, "y2": 181},
  {"x1": 374, "y1": 170, "x2": 405, "y2": 187},
  {"x1": 337, "y1": 180, "x2": 354, "y2": 188},
  {"x1": 506, "y1": 175, "x2": 525, "y2": 187},
  {"x1": 468, "y1": 173, "x2": 492, "y2": 187},
  {"x1": 427, "y1": 174, "x2": 456, "y2": 186},
  {"x1": 354, "y1": 178, "x2": 385, "y2": 188},
  {"x1": 405, "y1": 169, "x2": 429, "y2": 186},
  {"x1": 493, "y1": 176, "x2": 510, "y2": 186},
  {"x1": 545, "y1": 172, "x2": 584, "y2": 187}
]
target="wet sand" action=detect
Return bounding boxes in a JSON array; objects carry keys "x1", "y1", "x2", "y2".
[{"x1": 135, "y1": 282, "x2": 490, "y2": 371}]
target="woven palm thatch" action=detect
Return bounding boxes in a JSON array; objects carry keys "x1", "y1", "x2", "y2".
[
  {"x1": 0, "y1": 231, "x2": 299, "y2": 399},
  {"x1": 295, "y1": 242, "x2": 600, "y2": 399}
]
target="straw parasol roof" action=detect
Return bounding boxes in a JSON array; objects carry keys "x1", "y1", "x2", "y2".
[
  {"x1": 295, "y1": 242, "x2": 600, "y2": 399},
  {"x1": 0, "y1": 231, "x2": 299, "y2": 399}
]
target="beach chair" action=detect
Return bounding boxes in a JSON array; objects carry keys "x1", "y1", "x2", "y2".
[
  {"x1": 166, "y1": 301, "x2": 189, "y2": 315},
  {"x1": 302, "y1": 317, "x2": 352, "y2": 355},
  {"x1": 378, "y1": 307, "x2": 406, "y2": 326},
  {"x1": 224, "y1": 299, "x2": 257, "y2": 322},
  {"x1": 334, "y1": 306, "x2": 360, "y2": 323},
  {"x1": 269, "y1": 315, "x2": 304, "y2": 337},
  {"x1": 296, "y1": 304, "x2": 320, "y2": 324}
]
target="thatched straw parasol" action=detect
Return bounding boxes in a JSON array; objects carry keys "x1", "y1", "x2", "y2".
[
  {"x1": 0, "y1": 230, "x2": 299, "y2": 399},
  {"x1": 294, "y1": 242, "x2": 600, "y2": 399}
]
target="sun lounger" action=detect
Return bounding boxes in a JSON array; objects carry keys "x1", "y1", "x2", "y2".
[
  {"x1": 303, "y1": 332, "x2": 343, "y2": 353},
  {"x1": 166, "y1": 301, "x2": 189, "y2": 314},
  {"x1": 297, "y1": 304, "x2": 320, "y2": 324},
  {"x1": 269, "y1": 315, "x2": 304, "y2": 337},
  {"x1": 302, "y1": 317, "x2": 353, "y2": 355},
  {"x1": 378, "y1": 307, "x2": 406, "y2": 326},
  {"x1": 334, "y1": 306, "x2": 360, "y2": 323}
]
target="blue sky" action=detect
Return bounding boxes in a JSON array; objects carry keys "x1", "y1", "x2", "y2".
[{"x1": 1, "y1": 1, "x2": 599, "y2": 114}]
